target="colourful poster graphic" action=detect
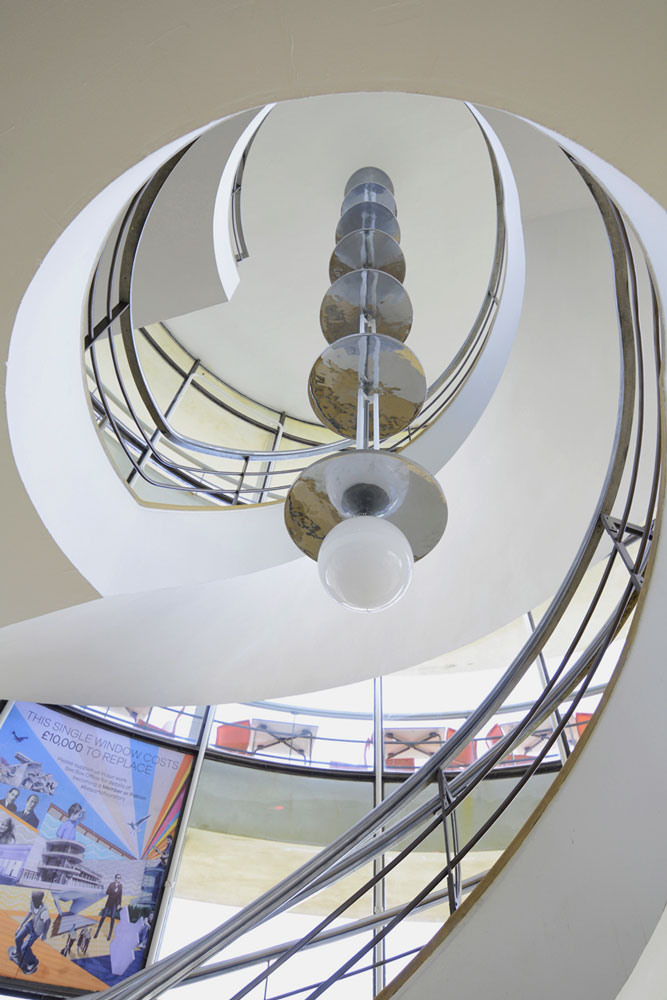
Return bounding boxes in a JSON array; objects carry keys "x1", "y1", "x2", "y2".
[{"x1": 0, "y1": 703, "x2": 193, "y2": 994}]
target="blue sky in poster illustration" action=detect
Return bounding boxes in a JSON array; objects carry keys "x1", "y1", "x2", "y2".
[{"x1": 0, "y1": 703, "x2": 165, "y2": 860}]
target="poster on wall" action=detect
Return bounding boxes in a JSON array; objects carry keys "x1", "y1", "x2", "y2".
[{"x1": 0, "y1": 702, "x2": 194, "y2": 995}]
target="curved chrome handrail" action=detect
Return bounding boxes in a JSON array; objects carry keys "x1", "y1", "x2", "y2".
[
  {"x1": 76, "y1": 152, "x2": 662, "y2": 1000},
  {"x1": 85, "y1": 105, "x2": 508, "y2": 504},
  {"x1": 183, "y1": 871, "x2": 487, "y2": 985}
]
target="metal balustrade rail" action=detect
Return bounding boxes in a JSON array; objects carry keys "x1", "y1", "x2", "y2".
[
  {"x1": 230, "y1": 131, "x2": 257, "y2": 263},
  {"x1": 183, "y1": 872, "x2": 488, "y2": 988},
  {"x1": 84, "y1": 107, "x2": 508, "y2": 508},
  {"x1": 208, "y1": 689, "x2": 606, "y2": 772},
  {"x1": 70, "y1": 704, "x2": 207, "y2": 745},
  {"x1": 73, "y1": 682, "x2": 606, "y2": 771},
  {"x1": 75, "y1": 152, "x2": 663, "y2": 1000}
]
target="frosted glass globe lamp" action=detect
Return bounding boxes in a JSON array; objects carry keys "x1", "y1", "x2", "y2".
[
  {"x1": 284, "y1": 166, "x2": 447, "y2": 613},
  {"x1": 317, "y1": 516, "x2": 414, "y2": 612}
]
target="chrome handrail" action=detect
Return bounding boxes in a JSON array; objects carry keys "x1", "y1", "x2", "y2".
[
  {"x1": 73, "y1": 676, "x2": 605, "y2": 771},
  {"x1": 230, "y1": 131, "x2": 257, "y2": 263},
  {"x1": 85, "y1": 105, "x2": 508, "y2": 504},
  {"x1": 183, "y1": 872, "x2": 486, "y2": 985},
  {"x1": 237, "y1": 683, "x2": 607, "y2": 724},
  {"x1": 76, "y1": 151, "x2": 662, "y2": 1000}
]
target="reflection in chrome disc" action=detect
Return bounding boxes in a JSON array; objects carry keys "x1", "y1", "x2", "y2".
[
  {"x1": 320, "y1": 269, "x2": 413, "y2": 344},
  {"x1": 329, "y1": 230, "x2": 406, "y2": 283},
  {"x1": 309, "y1": 333, "x2": 426, "y2": 437},
  {"x1": 285, "y1": 450, "x2": 447, "y2": 561}
]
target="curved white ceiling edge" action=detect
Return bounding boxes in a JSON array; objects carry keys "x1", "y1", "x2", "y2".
[
  {"x1": 5, "y1": 100, "x2": 522, "y2": 598},
  {"x1": 131, "y1": 105, "x2": 273, "y2": 329}
]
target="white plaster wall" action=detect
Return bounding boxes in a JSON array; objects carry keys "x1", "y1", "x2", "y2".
[{"x1": 616, "y1": 905, "x2": 667, "y2": 999}]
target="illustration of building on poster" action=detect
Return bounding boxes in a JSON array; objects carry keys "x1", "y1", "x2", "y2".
[{"x1": 0, "y1": 703, "x2": 194, "y2": 993}]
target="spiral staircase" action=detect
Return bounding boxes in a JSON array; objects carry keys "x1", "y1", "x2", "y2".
[{"x1": 2, "y1": 5, "x2": 667, "y2": 1000}]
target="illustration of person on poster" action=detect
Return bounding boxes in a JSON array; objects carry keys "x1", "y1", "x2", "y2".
[
  {"x1": 56, "y1": 802, "x2": 85, "y2": 840},
  {"x1": 9, "y1": 891, "x2": 50, "y2": 975},
  {"x1": 0, "y1": 817, "x2": 16, "y2": 844},
  {"x1": 151, "y1": 833, "x2": 173, "y2": 868},
  {"x1": 16, "y1": 794, "x2": 40, "y2": 829},
  {"x1": 94, "y1": 874, "x2": 123, "y2": 941},
  {"x1": 0, "y1": 703, "x2": 193, "y2": 995},
  {"x1": 0, "y1": 788, "x2": 19, "y2": 813},
  {"x1": 61, "y1": 926, "x2": 78, "y2": 958}
]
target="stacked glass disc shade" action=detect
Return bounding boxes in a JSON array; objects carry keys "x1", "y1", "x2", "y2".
[{"x1": 285, "y1": 168, "x2": 447, "y2": 611}]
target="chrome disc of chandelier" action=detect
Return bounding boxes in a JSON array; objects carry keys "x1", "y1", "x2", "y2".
[{"x1": 285, "y1": 167, "x2": 447, "y2": 612}]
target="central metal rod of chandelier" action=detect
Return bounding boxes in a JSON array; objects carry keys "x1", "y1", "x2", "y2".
[{"x1": 285, "y1": 167, "x2": 447, "y2": 612}]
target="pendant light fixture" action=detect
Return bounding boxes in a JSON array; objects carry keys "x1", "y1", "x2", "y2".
[{"x1": 285, "y1": 168, "x2": 447, "y2": 612}]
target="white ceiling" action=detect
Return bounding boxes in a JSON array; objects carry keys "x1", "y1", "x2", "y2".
[{"x1": 168, "y1": 93, "x2": 497, "y2": 420}]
